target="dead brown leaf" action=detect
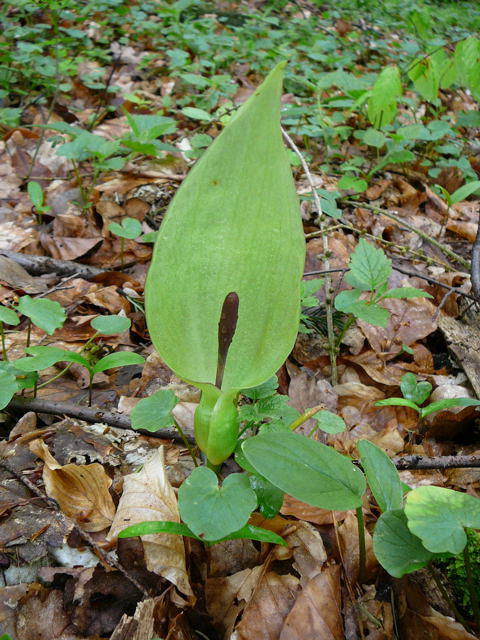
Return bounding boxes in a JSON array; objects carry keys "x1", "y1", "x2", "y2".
[
  {"x1": 29, "y1": 438, "x2": 115, "y2": 532},
  {"x1": 107, "y1": 447, "x2": 193, "y2": 598}
]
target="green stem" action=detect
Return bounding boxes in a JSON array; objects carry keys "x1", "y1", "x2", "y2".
[
  {"x1": 37, "y1": 362, "x2": 73, "y2": 389},
  {"x1": 173, "y1": 418, "x2": 198, "y2": 467},
  {"x1": 289, "y1": 404, "x2": 325, "y2": 432},
  {"x1": 356, "y1": 505, "x2": 367, "y2": 584},
  {"x1": 0, "y1": 322, "x2": 7, "y2": 361},
  {"x1": 463, "y1": 544, "x2": 480, "y2": 633},
  {"x1": 207, "y1": 459, "x2": 221, "y2": 474}
]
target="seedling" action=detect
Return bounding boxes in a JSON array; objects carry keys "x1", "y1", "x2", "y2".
[
  {"x1": 375, "y1": 372, "x2": 480, "y2": 420},
  {"x1": 435, "y1": 180, "x2": 480, "y2": 236},
  {"x1": 108, "y1": 217, "x2": 142, "y2": 268},
  {"x1": 16, "y1": 295, "x2": 66, "y2": 346},
  {"x1": 14, "y1": 315, "x2": 143, "y2": 406},
  {"x1": 27, "y1": 181, "x2": 51, "y2": 224}
]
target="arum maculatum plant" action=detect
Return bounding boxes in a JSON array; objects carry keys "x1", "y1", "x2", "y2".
[{"x1": 145, "y1": 62, "x2": 305, "y2": 468}]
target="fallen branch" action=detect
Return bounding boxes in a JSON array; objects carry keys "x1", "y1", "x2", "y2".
[
  {"x1": 391, "y1": 454, "x2": 480, "y2": 470},
  {"x1": 0, "y1": 250, "x2": 105, "y2": 280},
  {"x1": 8, "y1": 396, "x2": 195, "y2": 444}
]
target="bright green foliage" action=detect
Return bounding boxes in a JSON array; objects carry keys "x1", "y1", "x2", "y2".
[
  {"x1": 90, "y1": 315, "x2": 131, "y2": 335},
  {"x1": 145, "y1": 63, "x2": 305, "y2": 392},
  {"x1": 334, "y1": 240, "x2": 431, "y2": 328},
  {"x1": 17, "y1": 296, "x2": 66, "y2": 335},
  {"x1": 118, "y1": 519, "x2": 286, "y2": 547},
  {"x1": 243, "y1": 431, "x2": 366, "y2": 510},
  {"x1": 0, "y1": 369, "x2": 19, "y2": 409},
  {"x1": 312, "y1": 410, "x2": 346, "y2": 434},
  {"x1": 27, "y1": 181, "x2": 51, "y2": 221},
  {"x1": 0, "y1": 307, "x2": 20, "y2": 326},
  {"x1": 357, "y1": 440, "x2": 403, "y2": 512},
  {"x1": 367, "y1": 66, "x2": 402, "y2": 128},
  {"x1": 178, "y1": 467, "x2": 257, "y2": 540},
  {"x1": 108, "y1": 218, "x2": 142, "y2": 240},
  {"x1": 455, "y1": 37, "x2": 480, "y2": 100},
  {"x1": 373, "y1": 509, "x2": 434, "y2": 578},
  {"x1": 405, "y1": 486, "x2": 480, "y2": 555},
  {"x1": 130, "y1": 389, "x2": 178, "y2": 432},
  {"x1": 375, "y1": 372, "x2": 480, "y2": 417},
  {"x1": 249, "y1": 473, "x2": 284, "y2": 519},
  {"x1": 91, "y1": 351, "x2": 144, "y2": 373}
]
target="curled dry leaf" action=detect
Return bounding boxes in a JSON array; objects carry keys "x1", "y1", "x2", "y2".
[
  {"x1": 107, "y1": 447, "x2": 193, "y2": 598},
  {"x1": 29, "y1": 438, "x2": 115, "y2": 532}
]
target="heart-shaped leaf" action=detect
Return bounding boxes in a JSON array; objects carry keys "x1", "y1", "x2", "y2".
[
  {"x1": 131, "y1": 389, "x2": 178, "y2": 432},
  {"x1": 357, "y1": 440, "x2": 403, "y2": 512},
  {"x1": 0, "y1": 370, "x2": 18, "y2": 409},
  {"x1": 178, "y1": 467, "x2": 257, "y2": 540},
  {"x1": 373, "y1": 509, "x2": 434, "y2": 578},
  {"x1": 17, "y1": 296, "x2": 66, "y2": 335},
  {"x1": 400, "y1": 372, "x2": 431, "y2": 405},
  {"x1": 14, "y1": 346, "x2": 89, "y2": 371},
  {"x1": 405, "y1": 485, "x2": 480, "y2": 554},
  {"x1": 145, "y1": 63, "x2": 305, "y2": 391},
  {"x1": 243, "y1": 431, "x2": 366, "y2": 510},
  {"x1": 313, "y1": 410, "x2": 346, "y2": 434},
  {"x1": 92, "y1": 351, "x2": 144, "y2": 374},
  {"x1": 108, "y1": 217, "x2": 142, "y2": 239},
  {"x1": 91, "y1": 315, "x2": 131, "y2": 335}
]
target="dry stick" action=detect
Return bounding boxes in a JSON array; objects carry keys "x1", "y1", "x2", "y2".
[
  {"x1": 8, "y1": 396, "x2": 195, "y2": 444},
  {"x1": 281, "y1": 127, "x2": 338, "y2": 384},
  {"x1": 0, "y1": 459, "x2": 150, "y2": 597},
  {"x1": 471, "y1": 218, "x2": 480, "y2": 298},
  {"x1": 343, "y1": 200, "x2": 471, "y2": 270},
  {"x1": 0, "y1": 250, "x2": 105, "y2": 280}
]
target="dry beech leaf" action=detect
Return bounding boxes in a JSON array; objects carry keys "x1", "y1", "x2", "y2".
[
  {"x1": 337, "y1": 511, "x2": 377, "y2": 584},
  {"x1": 274, "y1": 521, "x2": 327, "y2": 583},
  {"x1": 107, "y1": 447, "x2": 193, "y2": 598},
  {"x1": 279, "y1": 565, "x2": 343, "y2": 640},
  {"x1": 234, "y1": 571, "x2": 300, "y2": 640},
  {"x1": 29, "y1": 438, "x2": 115, "y2": 532},
  {"x1": 281, "y1": 494, "x2": 347, "y2": 525}
]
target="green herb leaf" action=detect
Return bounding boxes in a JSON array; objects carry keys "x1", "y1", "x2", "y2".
[
  {"x1": 420, "y1": 397, "x2": 480, "y2": 419},
  {"x1": 400, "y1": 372, "x2": 432, "y2": 405},
  {"x1": 27, "y1": 181, "x2": 44, "y2": 207},
  {"x1": 312, "y1": 410, "x2": 346, "y2": 434},
  {"x1": 181, "y1": 106, "x2": 212, "y2": 121},
  {"x1": 91, "y1": 315, "x2": 131, "y2": 335},
  {"x1": 92, "y1": 351, "x2": 144, "y2": 374},
  {"x1": 0, "y1": 307, "x2": 20, "y2": 326},
  {"x1": 450, "y1": 180, "x2": 480, "y2": 205},
  {"x1": 373, "y1": 509, "x2": 434, "y2": 578},
  {"x1": 145, "y1": 64, "x2": 305, "y2": 391},
  {"x1": 249, "y1": 473, "x2": 284, "y2": 518},
  {"x1": 374, "y1": 397, "x2": 420, "y2": 412},
  {"x1": 382, "y1": 287, "x2": 432, "y2": 299},
  {"x1": 344, "y1": 239, "x2": 391, "y2": 292},
  {"x1": 14, "y1": 346, "x2": 89, "y2": 371},
  {"x1": 241, "y1": 376, "x2": 279, "y2": 400},
  {"x1": 357, "y1": 440, "x2": 403, "y2": 512},
  {"x1": 405, "y1": 485, "x2": 480, "y2": 554},
  {"x1": 130, "y1": 389, "x2": 178, "y2": 432},
  {"x1": 108, "y1": 217, "x2": 142, "y2": 240},
  {"x1": 17, "y1": 296, "x2": 66, "y2": 335},
  {"x1": 243, "y1": 431, "x2": 366, "y2": 510},
  {"x1": 334, "y1": 290, "x2": 390, "y2": 327},
  {"x1": 0, "y1": 369, "x2": 18, "y2": 409},
  {"x1": 178, "y1": 467, "x2": 257, "y2": 540},
  {"x1": 337, "y1": 175, "x2": 368, "y2": 193},
  {"x1": 367, "y1": 65, "x2": 402, "y2": 128}
]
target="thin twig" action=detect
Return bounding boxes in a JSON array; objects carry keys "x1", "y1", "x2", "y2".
[
  {"x1": 281, "y1": 127, "x2": 338, "y2": 384},
  {"x1": 344, "y1": 200, "x2": 470, "y2": 269}
]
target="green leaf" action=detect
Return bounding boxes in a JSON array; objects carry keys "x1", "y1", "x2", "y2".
[
  {"x1": 130, "y1": 389, "x2": 178, "y2": 432},
  {"x1": 119, "y1": 519, "x2": 287, "y2": 546},
  {"x1": 373, "y1": 509, "x2": 434, "y2": 578},
  {"x1": 0, "y1": 306, "x2": 20, "y2": 326},
  {"x1": 334, "y1": 291, "x2": 390, "y2": 327},
  {"x1": 108, "y1": 217, "x2": 142, "y2": 240},
  {"x1": 92, "y1": 351, "x2": 144, "y2": 374},
  {"x1": 0, "y1": 361, "x2": 37, "y2": 391},
  {"x1": 178, "y1": 467, "x2": 257, "y2": 540},
  {"x1": 374, "y1": 397, "x2": 420, "y2": 412},
  {"x1": 243, "y1": 431, "x2": 366, "y2": 510},
  {"x1": 17, "y1": 296, "x2": 66, "y2": 335},
  {"x1": 382, "y1": 287, "x2": 432, "y2": 300},
  {"x1": 400, "y1": 372, "x2": 432, "y2": 405},
  {"x1": 455, "y1": 37, "x2": 480, "y2": 101},
  {"x1": 420, "y1": 397, "x2": 480, "y2": 419},
  {"x1": 312, "y1": 410, "x2": 346, "y2": 434},
  {"x1": 361, "y1": 128, "x2": 387, "y2": 148},
  {"x1": 408, "y1": 57, "x2": 440, "y2": 102},
  {"x1": 357, "y1": 440, "x2": 403, "y2": 512},
  {"x1": 450, "y1": 181, "x2": 480, "y2": 205},
  {"x1": 238, "y1": 393, "x2": 299, "y2": 424},
  {"x1": 344, "y1": 239, "x2": 391, "y2": 292},
  {"x1": 242, "y1": 376, "x2": 279, "y2": 400},
  {"x1": 91, "y1": 315, "x2": 131, "y2": 335},
  {"x1": 27, "y1": 181, "x2": 44, "y2": 207},
  {"x1": 0, "y1": 369, "x2": 18, "y2": 409},
  {"x1": 337, "y1": 175, "x2": 368, "y2": 193},
  {"x1": 249, "y1": 473, "x2": 284, "y2": 518},
  {"x1": 181, "y1": 106, "x2": 212, "y2": 121},
  {"x1": 14, "y1": 346, "x2": 89, "y2": 372},
  {"x1": 367, "y1": 66, "x2": 402, "y2": 128},
  {"x1": 146, "y1": 64, "x2": 305, "y2": 391},
  {"x1": 405, "y1": 485, "x2": 480, "y2": 554}
]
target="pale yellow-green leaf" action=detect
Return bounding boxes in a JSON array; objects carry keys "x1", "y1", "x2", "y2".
[{"x1": 145, "y1": 63, "x2": 305, "y2": 390}]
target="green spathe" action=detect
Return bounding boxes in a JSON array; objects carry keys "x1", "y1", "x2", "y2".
[{"x1": 145, "y1": 63, "x2": 305, "y2": 392}]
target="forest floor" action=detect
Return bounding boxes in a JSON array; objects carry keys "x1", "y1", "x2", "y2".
[{"x1": 1, "y1": 0, "x2": 480, "y2": 638}]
